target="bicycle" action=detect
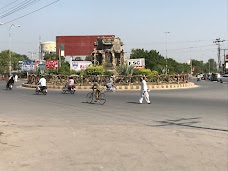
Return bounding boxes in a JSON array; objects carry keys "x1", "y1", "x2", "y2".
[{"x1": 86, "y1": 89, "x2": 106, "y2": 105}]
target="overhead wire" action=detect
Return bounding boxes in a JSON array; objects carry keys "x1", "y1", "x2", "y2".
[
  {"x1": 0, "y1": 0, "x2": 42, "y2": 18},
  {"x1": 0, "y1": 0, "x2": 20, "y2": 10},
  {"x1": 2, "y1": 0, "x2": 61, "y2": 24}
]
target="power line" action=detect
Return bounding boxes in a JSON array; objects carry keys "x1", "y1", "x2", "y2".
[
  {"x1": 0, "y1": 0, "x2": 42, "y2": 19},
  {"x1": 3, "y1": 0, "x2": 61, "y2": 25},
  {"x1": 0, "y1": 0, "x2": 20, "y2": 10}
]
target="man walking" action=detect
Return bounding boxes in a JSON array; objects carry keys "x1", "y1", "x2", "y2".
[{"x1": 139, "y1": 76, "x2": 150, "y2": 104}]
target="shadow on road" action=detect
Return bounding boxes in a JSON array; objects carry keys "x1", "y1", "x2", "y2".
[{"x1": 147, "y1": 117, "x2": 228, "y2": 132}]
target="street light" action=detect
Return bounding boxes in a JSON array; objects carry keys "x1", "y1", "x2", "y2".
[
  {"x1": 28, "y1": 52, "x2": 36, "y2": 60},
  {"x1": 164, "y1": 32, "x2": 170, "y2": 75},
  {"x1": 9, "y1": 24, "x2": 20, "y2": 76}
]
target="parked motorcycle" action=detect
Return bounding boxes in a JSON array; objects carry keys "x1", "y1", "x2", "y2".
[
  {"x1": 35, "y1": 85, "x2": 47, "y2": 95},
  {"x1": 62, "y1": 85, "x2": 75, "y2": 94}
]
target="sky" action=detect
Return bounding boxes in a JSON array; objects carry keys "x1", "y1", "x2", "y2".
[{"x1": 0, "y1": 0, "x2": 227, "y2": 63}]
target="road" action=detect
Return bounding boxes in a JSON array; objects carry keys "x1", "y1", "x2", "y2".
[{"x1": 0, "y1": 79, "x2": 227, "y2": 171}]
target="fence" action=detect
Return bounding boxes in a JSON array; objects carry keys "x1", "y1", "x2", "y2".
[{"x1": 26, "y1": 74, "x2": 189, "y2": 86}]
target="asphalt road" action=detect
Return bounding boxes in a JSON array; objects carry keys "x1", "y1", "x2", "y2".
[
  {"x1": 1, "y1": 79, "x2": 227, "y2": 132},
  {"x1": 0, "y1": 79, "x2": 227, "y2": 171}
]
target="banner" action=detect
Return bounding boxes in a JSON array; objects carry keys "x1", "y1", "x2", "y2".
[
  {"x1": 71, "y1": 61, "x2": 92, "y2": 71},
  {"x1": 18, "y1": 60, "x2": 36, "y2": 71},
  {"x1": 127, "y1": 58, "x2": 145, "y2": 68},
  {"x1": 46, "y1": 60, "x2": 58, "y2": 70}
]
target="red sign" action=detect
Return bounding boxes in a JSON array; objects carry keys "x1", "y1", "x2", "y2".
[
  {"x1": 46, "y1": 60, "x2": 58, "y2": 70},
  {"x1": 226, "y1": 54, "x2": 228, "y2": 60}
]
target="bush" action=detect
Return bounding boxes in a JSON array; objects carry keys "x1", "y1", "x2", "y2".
[
  {"x1": 133, "y1": 68, "x2": 152, "y2": 76},
  {"x1": 84, "y1": 66, "x2": 104, "y2": 75},
  {"x1": 103, "y1": 70, "x2": 114, "y2": 76}
]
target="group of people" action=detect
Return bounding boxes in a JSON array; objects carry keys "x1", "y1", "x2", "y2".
[
  {"x1": 6, "y1": 74, "x2": 151, "y2": 104},
  {"x1": 92, "y1": 76, "x2": 151, "y2": 104}
]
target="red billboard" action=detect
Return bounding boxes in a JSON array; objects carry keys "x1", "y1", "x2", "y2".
[
  {"x1": 56, "y1": 35, "x2": 114, "y2": 56},
  {"x1": 46, "y1": 60, "x2": 58, "y2": 70}
]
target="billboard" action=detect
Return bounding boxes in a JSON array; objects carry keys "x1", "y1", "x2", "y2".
[
  {"x1": 71, "y1": 61, "x2": 92, "y2": 71},
  {"x1": 46, "y1": 60, "x2": 58, "y2": 70},
  {"x1": 19, "y1": 60, "x2": 36, "y2": 71},
  {"x1": 127, "y1": 58, "x2": 145, "y2": 68}
]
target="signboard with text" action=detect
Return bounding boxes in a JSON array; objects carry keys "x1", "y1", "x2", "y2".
[
  {"x1": 71, "y1": 61, "x2": 92, "y2": 71},
  {"x1": 46, "y1": 60, "x2": 58, "y2": 70},
  {"x1": 127, "y1": 58, "x2": 145, "y2": 68}
]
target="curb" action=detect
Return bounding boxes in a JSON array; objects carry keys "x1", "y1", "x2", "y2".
[{"x1": 22, "y1": 82, "x2": 196, "y2": 90}]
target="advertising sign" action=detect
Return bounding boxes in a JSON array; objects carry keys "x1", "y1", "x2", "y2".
[
  {"x1": 46, "y1": 60, "x2": 58, "y2": 70},
  {"x1": 127, "y1": 58, "x2": 145, "y2": 68},
  {"x1": 71, "y1": 61, "x2": 92, "y2": 71},
  {"x1": 18, "y1": 60, "x2": 36, "y2": 71}
]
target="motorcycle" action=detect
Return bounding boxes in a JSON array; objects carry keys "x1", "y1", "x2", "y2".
[
  {"x1": 6, "y1": 83, "x2": 13, "y2": 90},
  {"x1": 62, "y1": 84, "x2": 75, "y2": 94},
  {"x1": 35, "y1": 85, "x2": 47, "y2": 95},
  {"x1": 106, "y1": 83, "x2": 117, "y2": 92}
]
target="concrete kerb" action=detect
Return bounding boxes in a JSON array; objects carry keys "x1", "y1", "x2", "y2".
[{"x1": 21, "y1": 82, "x2": 197, "y2": 90}]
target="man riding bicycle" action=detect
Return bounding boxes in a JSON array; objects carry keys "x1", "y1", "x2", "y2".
[{"x1": 92, "y1": 82, "x2": 102, "y2": 101}]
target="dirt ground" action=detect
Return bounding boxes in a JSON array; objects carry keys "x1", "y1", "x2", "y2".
[{"x1": 0, "y1": 117, "x2": 227, "y2": 171}]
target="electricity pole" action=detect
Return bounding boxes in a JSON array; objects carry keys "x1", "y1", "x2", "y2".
[
  {"x1": 164, "y1": 32, "x2": 170, "y2": 75},
  {"x1": 213, "y1": 38, "x2": 225, "y2": 72}
]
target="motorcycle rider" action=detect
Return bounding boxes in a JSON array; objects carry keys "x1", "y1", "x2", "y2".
[
  {"x1": 6, "y1": 76, "x2": 14, "y2": 90},
  {"x1": 38, "y1": 75, "x2": 47, "y2": 91},
  {"x1": 106, "y1": 76, "x2": 114, "y2": 89},
  {"x1": 67, "y1": 77, "x2": 75, "y2": 90}
]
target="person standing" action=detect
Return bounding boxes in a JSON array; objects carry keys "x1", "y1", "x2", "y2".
[
  {"x1": 139, "y1": 76, "x2": 150, "y2": 104},
  {"x1": 14, "y1": 74, "x2": 18, "y2": 82}
]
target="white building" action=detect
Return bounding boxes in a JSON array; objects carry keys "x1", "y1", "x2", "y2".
[{"x1": 40, "y1": 41, "x2": 56, "y2": 59}]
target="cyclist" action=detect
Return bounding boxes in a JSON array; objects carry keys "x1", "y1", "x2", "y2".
[{"x1": 92, "y1": 82, "x2": 102, "y2": 101}]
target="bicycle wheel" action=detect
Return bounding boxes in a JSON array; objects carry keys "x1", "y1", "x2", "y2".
[
  {"x1": 86, "y1": 92, "x2": 93, "y2": 103},
  {"x1": 98, "y1": 93, "x2": 106, "y2": 105}
]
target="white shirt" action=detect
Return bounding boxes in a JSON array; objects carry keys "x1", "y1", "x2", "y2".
[
  {"x1": 141, "y1": 80, "x2": 148, "y2": 91},
  {"x1": 39, "y1": 78, "x2": 46, "y2": 86}
]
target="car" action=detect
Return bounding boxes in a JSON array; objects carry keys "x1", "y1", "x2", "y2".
[
  {"x1": 210, "y1": 73, "x2": 228, "y2": 83},
  {"x1": 210, "y1": 73, "x2": 220, "y2": 82},
  {"x1": 219, "y1": 73, "x2": 228, "y2": 83}
]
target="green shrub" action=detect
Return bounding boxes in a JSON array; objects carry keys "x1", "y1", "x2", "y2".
[
  {"x1": 84, "y1": 66, "x2": 104, "y2": 75},
  {"x1": 133, "y1": 68, "x2": 152, "y2": 76}
]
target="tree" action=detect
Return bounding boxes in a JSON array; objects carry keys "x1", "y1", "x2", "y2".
[
  {"x1": 0, "y1": 50, "x2": 29, "y2": 73},
  {"x1": 43, "y1": 53, "x2": 58, "y2": 60}
]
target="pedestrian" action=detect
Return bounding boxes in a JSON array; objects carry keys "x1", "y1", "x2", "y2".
[
  {"x1": 139, "y1": 76, "x2": 150, "y2": 104},
  {"x1": 15, "y1": 74, "x2": 18, "y2": 82}
]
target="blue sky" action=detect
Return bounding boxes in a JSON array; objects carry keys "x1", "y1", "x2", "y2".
[{"x1": 0, "y1": 0, "x2": 227, "y2": 63}]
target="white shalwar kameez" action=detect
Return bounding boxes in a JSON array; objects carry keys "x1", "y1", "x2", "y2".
[{"x1": 139, "y1": 79, "x2": 150, "y2": 104}]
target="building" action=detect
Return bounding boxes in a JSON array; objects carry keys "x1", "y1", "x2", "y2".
[
  {"x1": 40, "y1": 41, "x2": 56, "y2": 59},
  {"x1": 56, "y1": 35, "x2": 114, "y2": 57}
]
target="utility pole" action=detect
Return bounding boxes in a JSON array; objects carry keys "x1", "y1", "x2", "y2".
[
  {"x1": 213, "y1": 38, "x2": 225, "y2": 72},
  {"x1": 164, "y1": 32, "x2": 170, "y2": 75},
  {"x1": 28, "y1": 52, "x2": 36, "y2": 60}
]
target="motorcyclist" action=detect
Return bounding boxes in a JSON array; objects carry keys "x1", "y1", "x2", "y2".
[
  {"x1": 106, "y1": 76, "x2": 113, "y2": 89},
  {"x1": 67, "y1": 77, "x2": 75, "y2": 90},
  {"x1": 6, "y1": 76, "x2": 14, "y2": 89},
  {"x1": 38, "y1": 75, "x2": 47, "y2": 90}
]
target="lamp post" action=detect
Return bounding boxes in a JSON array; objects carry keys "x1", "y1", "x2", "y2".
[
  {"x1": 28, "y1": 52, "x2": 36, "y2": 60},
  {"x1": 9, "y1": 24, "x2": 20, "y2": 76},
  {"x1": 164, "y1": 32, "x2": 170, "y2": 75}
]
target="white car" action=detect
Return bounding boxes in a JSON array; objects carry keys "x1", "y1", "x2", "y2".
[{"x1": 219, "y1": 73, "x2": 228, "y2": 83}]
